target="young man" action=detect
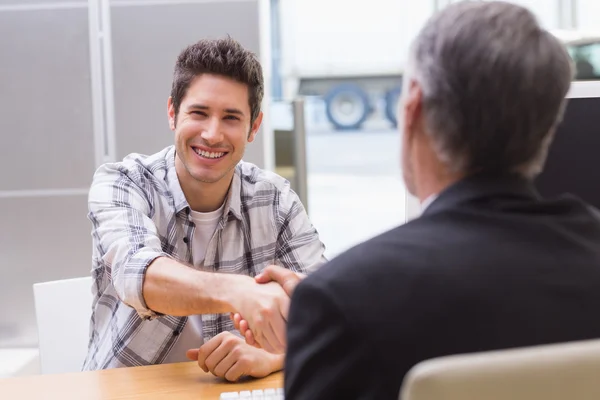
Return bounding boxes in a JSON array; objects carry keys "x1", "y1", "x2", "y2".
[
  {"x1": 236, "y1": 2, "x2": 600, "y2": 399},
  {"x1": 82, "y1": 37, "x2": 326, "y2": 381}
]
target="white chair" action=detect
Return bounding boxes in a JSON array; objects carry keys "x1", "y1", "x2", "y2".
[
  {"x1": 400, "y1": 339, "x2": 600, "y2": 400},
  {"x1": 32, "y1": 276, "x2": 93, "y2": 374}
]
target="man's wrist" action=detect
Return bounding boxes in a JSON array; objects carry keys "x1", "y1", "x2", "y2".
[
  {"x1": 267, "y1": 352, "x2": 285, "y2": 372},
  {"x1": 214, "y1": 273, "x2": 254, "y2": 312}
]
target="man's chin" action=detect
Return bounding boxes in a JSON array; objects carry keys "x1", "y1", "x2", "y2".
[
  {"x1": 192, "y1": 173, "x2": 224, "y2": 184},
  {"x1": 190, "y1": 167, "x2": 235, "y2": 185},
  {"x1": 187, "y1": 160, "x2": 238, "y2": 185}
]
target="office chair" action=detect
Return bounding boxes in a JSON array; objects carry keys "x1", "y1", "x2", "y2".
[
  {"x1": 33, "y1": 276, "x2": 93, "y2": 374},
  {"x1": 400, "y1": 339, "x2": 600, "y2": 400}
]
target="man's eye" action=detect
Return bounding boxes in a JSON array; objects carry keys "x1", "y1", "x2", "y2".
[
  {"x1": 191, "y1": 111, "x2": 207, "y2": 116},
  {"x1": 224, "y1": 115, "x2": 240, "y2": 121}
]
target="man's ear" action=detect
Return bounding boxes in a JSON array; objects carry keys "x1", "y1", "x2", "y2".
[
  {"x1": 402, "y1": 79, "x2": 424, "y2": 145},
  {"x1": 167, "y1": 97, "x2": 176, "y2": 130},
  {"x1": 248, "y1": 111, "x2": 263, "y2": 142}
]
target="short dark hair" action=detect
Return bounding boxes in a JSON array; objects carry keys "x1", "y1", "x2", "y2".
[
  {"x1": 410, "y1": 1, "x2": 573, "y2": 178},
  {"x1": 170, "y1": 36, "x2": 264, "y2": 125}
]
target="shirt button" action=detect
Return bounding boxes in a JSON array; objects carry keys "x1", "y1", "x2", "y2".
[{"x1": 183, "y1": 237, "x2": 189, "y2": 244}]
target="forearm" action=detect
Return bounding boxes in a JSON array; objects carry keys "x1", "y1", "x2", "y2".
[{"x1": 142, "y1": 256, "x2": 252, "y2": 316}]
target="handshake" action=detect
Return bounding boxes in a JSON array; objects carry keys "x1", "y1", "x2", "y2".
[{"x1": 229, "y1": 265, "x2": 305, "y2": 354}]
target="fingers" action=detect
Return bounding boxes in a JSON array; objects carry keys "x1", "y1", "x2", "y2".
[
  {"x1": 231, "y1": 312, "x2": 259, "y2": 348},
  {"x1": 271, "y1": 295, "x2": 289, "y2": 350},
  {"x1": 255, "y1": 265, "x2": 289, "y2": 283},
  {"x1": 295, "y1": 272, "x2": 307, "y2": 280},
  {"x1": 186, "y1": 348, "x2": 199, "y2": 361},
  {"x1": 236, "y1": 318, "x2": 259, "y2": 348},
  {"x1": 239, "y1": 318, "x2": 260, "y2": 348},
  {"x1": 245, "y1": 328, "x2": 259, "y2": 348},
  {"x1": 270, "y1": 317, "x2": 287, "y2": 353},
  {"x1": 251, "y1": 318, "x2": 273, "y2": 353},
  {"x1": 211, "y1": 347, "x2": 240, "y2": 379},
  {"x1": 202, "y1": 334, "x2": 276, "y2": 381},
  {"x1": 236, "y1": 278, "x2": 292, "y2": 354},
  {"x1": 197, "y1": 332, "x2": 226, "y2": 373},
  {"x1": 203, "y1": 332, "x2": 240, "y2": 376},
  {"x1": 255, "y1": 265, "x2": 301, "y2": 296},
  {"x1": 224, "y1": 360, "x2": 246, "y2": 382},
  {"x1": 231, "y1": 312, "x2": 252, "y2": 346},
  {"x1": 253, "y1": 282, "x2": 291, "y2": 353},
  {"x1": 202, "y1": 333, "x2": 250, "y2": 382},
  {"x1": 260, "y1": 295, "x2": 288, "y2": 353},
  {"x1": 278, "y1": 291, "x2": 291, "y2": 321},
  {"x1": 232, "y1": 313, "x2": 242, "y2": 331},
  {"x1": 256, "y1": 314, "x2": 285, "y2": 354}
]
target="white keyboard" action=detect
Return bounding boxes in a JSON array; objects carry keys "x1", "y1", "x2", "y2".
[{"x1": 219, "y1": 388, "x2": 284, "y2": 399}]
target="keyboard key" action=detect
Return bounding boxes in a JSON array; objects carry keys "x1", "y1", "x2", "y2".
[
  {"x1": 219, "y1": 388, "x2": 284, "y2": 400},
  {"x1": 252, "y1": 389, "x2": 264, "y2": 399}
]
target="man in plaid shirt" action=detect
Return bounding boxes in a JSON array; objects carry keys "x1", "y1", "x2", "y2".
[{"x1": 83, "y1": 37, "x2": 327, "y2": 381}]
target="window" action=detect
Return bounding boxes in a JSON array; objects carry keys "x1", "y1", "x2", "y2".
[{"x1": 567, "y1": 42, "x2": 600, "y2": 80}]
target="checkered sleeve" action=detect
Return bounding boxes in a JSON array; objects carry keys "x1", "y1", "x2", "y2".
[
  {"x1": 87, "y1": 163, "x2": 171, "y2": 320},
  {"x1": 275, "y1": 182, "x2": 328, "y2": 274}
]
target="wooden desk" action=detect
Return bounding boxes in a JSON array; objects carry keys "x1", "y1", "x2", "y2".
[{"x1": 0, "y1": 362, "x2": 283, "y2": 399}]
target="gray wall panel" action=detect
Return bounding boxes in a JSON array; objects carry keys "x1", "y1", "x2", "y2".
[
  {"x1": 0, "y1": 195, "x2": 91, "y2": 347},
  {"x1": 0, "y1": 8, "x2": 96, "y2": 191},
  {"x1": 110, "y1": 1, "x2": 265, "y2": 166},
  {"x1": 0, "y1": 1, "x2": 87, "y2": 5}
]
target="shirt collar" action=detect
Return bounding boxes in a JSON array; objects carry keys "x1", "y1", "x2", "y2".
[
  {"x1": 165, "y1": 146, "x2": 188, "y2": 214},
  {"x1": 165, "y1": 146, "x2": 243, "y2": 220},
  {"x1": 421, "y1": 193, "x2": 438, "y2": 212},
  {"x1": 421, "y1": 173, "x2": 538, "y2": 217},
  {"x1": 225, "y1": 169, "x2": 243, "y2": 220}
]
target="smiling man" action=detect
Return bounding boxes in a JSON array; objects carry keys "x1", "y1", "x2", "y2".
[{"x1": 83, "y1": 37, "x2": 326, "y2": 380}]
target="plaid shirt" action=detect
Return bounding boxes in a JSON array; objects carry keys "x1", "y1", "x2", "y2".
[{"x1": 83, "y1": 146, "x2": 326, "y2": 370}]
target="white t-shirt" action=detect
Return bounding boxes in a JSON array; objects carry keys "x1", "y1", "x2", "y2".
[
  {"x1": 421, "y1": 194, "x2": 438, "y2": 212},
  {"x1": 162, "y1": 203, "x2": 224, "y2": 363}
]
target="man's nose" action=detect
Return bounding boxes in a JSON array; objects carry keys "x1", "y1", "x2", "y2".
[{"x1": 201, "y1": 117, "x2": 224, "y2": 144}]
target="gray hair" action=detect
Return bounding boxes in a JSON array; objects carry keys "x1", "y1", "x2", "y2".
[{"x1": 407, "y1": 0, "x2": 573, "y2": 178}]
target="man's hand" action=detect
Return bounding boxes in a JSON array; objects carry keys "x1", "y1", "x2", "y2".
[
  {"x1": 229, "y1": 279, "x2": 290, "y2": 354},
  {"x1": 231, "y1": 265, "x2": 306, "y2": 351},
  {"x1": 185, "y1": 332, "x2": 283, "y2": 382},
  {"x1": 257, "y1": 265, "x2": 305, "y2": 296}
]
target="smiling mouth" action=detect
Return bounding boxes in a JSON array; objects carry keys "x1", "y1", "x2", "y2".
[{"x1": 193, "y1": 148, "x2": 228, "y2": 159}]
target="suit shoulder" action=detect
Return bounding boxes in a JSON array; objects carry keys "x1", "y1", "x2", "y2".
[{"x1": 306, "y1": 218, "x2": 442, "y2": 289}]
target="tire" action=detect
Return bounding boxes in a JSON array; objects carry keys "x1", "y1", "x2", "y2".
[
  {"x1": 384, "y1": 86, "x2": 402, "y2": 128},
  {"x1": 324, "y1": 84, "x2": 370, "y2": 130}
]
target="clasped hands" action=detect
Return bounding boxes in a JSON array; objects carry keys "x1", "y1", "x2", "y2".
[
  {"x1": 230, "y1": 265, "x2": 304, "y2": 353},
  {"x1": 185, "y1": 265, "x2": 303, "y2": 381}
]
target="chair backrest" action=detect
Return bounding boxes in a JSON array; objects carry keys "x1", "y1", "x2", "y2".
[
  {"x1": 400, "y1": 339, "x2": 600, "y2": 400},
  {"x1": 32, "y1": 276, "x2": 93, "y2": 374}
]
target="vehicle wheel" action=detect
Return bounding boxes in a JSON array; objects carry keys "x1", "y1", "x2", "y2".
[
  {"x1": 385, "y1": 86, "x2": 402, "y2": 127},
  {"x1": 324, "y1": 84, "x2": 370, "y2": 130}
]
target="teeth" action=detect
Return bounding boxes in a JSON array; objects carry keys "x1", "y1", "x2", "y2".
[{"x1": 195, "y1": 149, "x2": 225, "y2": 159}]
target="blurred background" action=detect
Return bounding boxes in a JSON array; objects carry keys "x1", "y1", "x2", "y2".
[{"x1": 1, "y1": 0, "x2": 599, "y2": 377}]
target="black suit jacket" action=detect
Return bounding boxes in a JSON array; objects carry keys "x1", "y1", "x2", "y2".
[{"x1": 284, "y1": 174, "x2": 600, "y2": 400}]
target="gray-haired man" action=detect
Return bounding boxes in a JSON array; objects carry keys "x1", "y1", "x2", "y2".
[{"x1": 277, "y1": 1, "x2": 600, "y2": 399}]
